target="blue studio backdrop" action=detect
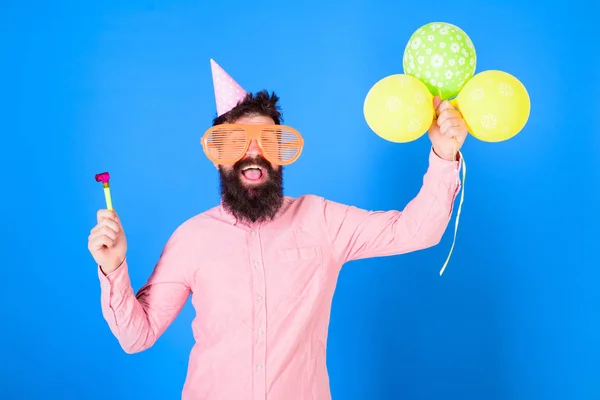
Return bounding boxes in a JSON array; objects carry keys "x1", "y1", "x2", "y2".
[{"x1": 1, "y1": 1, "x2": 598, "y2": 399}]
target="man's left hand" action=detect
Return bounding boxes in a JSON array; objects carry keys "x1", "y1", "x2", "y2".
[{"x1": 428, "y1": 96, "x2": 468, "y2": 161}]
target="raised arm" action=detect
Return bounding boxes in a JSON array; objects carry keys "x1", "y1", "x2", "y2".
[
  {"x1": 322, "y1": 148, "x2": 461, "y2": 264},
  {"x1": 90, "y1": 211, "x2": 192, "y2": 353},
  {"x1": 321, "y1": 97, "x2": 467, "y2": 264}
]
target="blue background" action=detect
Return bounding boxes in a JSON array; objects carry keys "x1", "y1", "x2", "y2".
[{"x1": 1, "y1": 0, "x2": 598, "y2": 399}]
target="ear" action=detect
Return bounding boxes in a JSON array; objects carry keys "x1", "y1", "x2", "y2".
[{"x1": 213, "y1": 162, "x2": 219, "y2": 170}]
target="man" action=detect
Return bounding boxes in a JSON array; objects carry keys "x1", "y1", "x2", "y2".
[{"x1": 88, "y1": 59, "x2": 467, "y2": 399}]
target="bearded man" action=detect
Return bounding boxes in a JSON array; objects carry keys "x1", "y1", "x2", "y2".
[{"x1": 88, "y1": 59, "x2": 467, "y2": 400}]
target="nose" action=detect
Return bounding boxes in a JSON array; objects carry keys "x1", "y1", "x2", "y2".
[{"x1": 246, "y1": 139, "x2": 261, "y2": 157}]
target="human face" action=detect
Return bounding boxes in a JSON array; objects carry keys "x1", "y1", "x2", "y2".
[
  {"x1": 216, "y1": 114, "x2": 285, "y2": 223},
  {"x1": 214, "y1": 114, "x2": 281, "y2": 186}
]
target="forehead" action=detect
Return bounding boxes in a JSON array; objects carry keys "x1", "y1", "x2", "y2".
[{"x1": 233, "y1": 114, "x2": 274, "y2": 125}]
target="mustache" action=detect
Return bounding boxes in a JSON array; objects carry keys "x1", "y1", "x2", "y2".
[{"x1": 233, "y1": 156, "x2": 272, "y2": 171}]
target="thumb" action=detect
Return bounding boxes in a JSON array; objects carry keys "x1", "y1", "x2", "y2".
[
  {"x1": 110, "y1": 209, "x2": 122, "y2": 225},
  {"x1": 432, "y1": 96, "x2": 441, "y2": 116}
]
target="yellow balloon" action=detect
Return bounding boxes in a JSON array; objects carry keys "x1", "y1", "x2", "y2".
[
  {"x1": 453, "y1": 70, "x2": 531, "y2": 142},
  {"x1": 363, "y1": 74, "x2": 434, "y2": 143}
]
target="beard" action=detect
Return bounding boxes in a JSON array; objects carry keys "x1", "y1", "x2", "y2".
[{"x1": 218, "y1": 155, "x2": 284, "y2": 224}]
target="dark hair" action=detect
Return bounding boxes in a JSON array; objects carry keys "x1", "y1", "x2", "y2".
[{"x1": 212, "y1": 90, "x2": 283, "y2": 126}]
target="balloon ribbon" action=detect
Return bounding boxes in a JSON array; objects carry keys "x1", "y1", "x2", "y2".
[{"x1": 439, "y1": 139, "x2": 466, "y2": 276}]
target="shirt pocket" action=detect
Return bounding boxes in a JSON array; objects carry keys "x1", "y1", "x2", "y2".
[{"x1": 275, "y1": 246, "x2": 323, "y2": 300}]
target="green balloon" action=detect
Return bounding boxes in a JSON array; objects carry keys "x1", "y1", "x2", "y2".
[{"x1": 403, "y1": 22, "x2": 477, "y2": 100}]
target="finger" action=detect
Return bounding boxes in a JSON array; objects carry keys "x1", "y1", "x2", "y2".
[
  {"x1": 435, "y1": 100, "x2": 454, "y2": 117},
  {"x1": 444, "y1": 126, "x2": 468, "y2": 142},
  {"x1": 90, "y1": 225, "x2": 121, "y2": 240},
  {"x1": 92, "y1": 218, "x2": 121, "y2": 235},
  {"x1": 89, "y1": 228, "x2": 120, "y2": 245},
  {"x1": 436, "y1": 108, "x2": 461, "y2": 126},
  {"x1": 432, "y1": 96, "x2": 442, "y2": 113},
  {"x1": 88, "y1": 234, "x2": 116, "y2": 251},
  {"x1": 97, "y1": 209, "x2": 119, "y2": 223},
  {"x1": 90, "y1": 225, "x2": 119, "y2": 242},
  {"x1": 439, "y1": 117, "x2": 464, "y2": 135}
]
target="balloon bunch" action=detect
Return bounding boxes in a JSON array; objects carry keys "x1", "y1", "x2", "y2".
[
  {"x1": 363, "y1": 22, "x2": 531, "y2": 276},
  {"x1": 364, "y1": 22, "x2": 531, "y2": 144}
]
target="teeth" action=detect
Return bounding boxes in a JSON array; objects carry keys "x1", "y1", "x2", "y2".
[{"x1": 242, "y1": 165, "x2": 261, "y2": 171}]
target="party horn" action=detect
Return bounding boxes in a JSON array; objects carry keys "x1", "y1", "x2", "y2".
[{"x1": 95, "y1": 172, "x2": 113, "y2": 210}]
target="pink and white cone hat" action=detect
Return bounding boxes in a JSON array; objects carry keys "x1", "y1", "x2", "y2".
[{"x1": 210, "y1": 58, "x2": 247, "y2": 116}]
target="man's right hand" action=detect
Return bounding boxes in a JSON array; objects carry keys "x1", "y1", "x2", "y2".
[{"x1": 88, "y1": 209, "x2": 127, "y2": 274}]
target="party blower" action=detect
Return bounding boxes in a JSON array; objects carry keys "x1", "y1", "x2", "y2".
[
  {"x1": 95, "y1": 172, "x2": 113, "y2": 211},
  {"x1": 363, "y1": 21, "x2": 531, "y2": 275}
]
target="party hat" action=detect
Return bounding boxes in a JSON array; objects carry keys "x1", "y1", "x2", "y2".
[{"x1": 210, "y1": 58, "x2": 247, "y2": 116}]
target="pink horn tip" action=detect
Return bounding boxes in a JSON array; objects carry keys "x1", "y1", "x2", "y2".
[{"x1": 95, "y1": 172, "x2": 110, "y2": 184}]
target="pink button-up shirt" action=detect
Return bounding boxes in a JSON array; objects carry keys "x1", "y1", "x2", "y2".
[{"x1": 98, "y1": 149, "x2": 461, "y2": 399}]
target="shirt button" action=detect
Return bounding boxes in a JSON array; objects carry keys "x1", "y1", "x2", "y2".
[
  {"x1": 253, "y1": 260, "x2": 259, "y2": 267},
  {"x1": 257, "y1": 364, "x2": 262, "y2": 371},
  {"x1": 251, "y1": 230, "x2": 257, "y2": 236},
  {"x1": 257, "y1": 294, "x2": 262, "y2": 301},
  {"x1": 258, "y1": 328, "x2": 264, "y2": 335}
]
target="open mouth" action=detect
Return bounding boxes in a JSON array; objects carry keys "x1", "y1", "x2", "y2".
[{"x1": 240, "y1": 165, "x2": 267, "y2": 183}]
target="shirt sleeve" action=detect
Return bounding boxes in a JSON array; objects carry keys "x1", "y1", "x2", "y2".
[
  {"x1": 322, "y1": 148, "x2": 461, "y2": 264},
  {"x1": 98, "y1": 225, "x2": 192, "y2": 354}
]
